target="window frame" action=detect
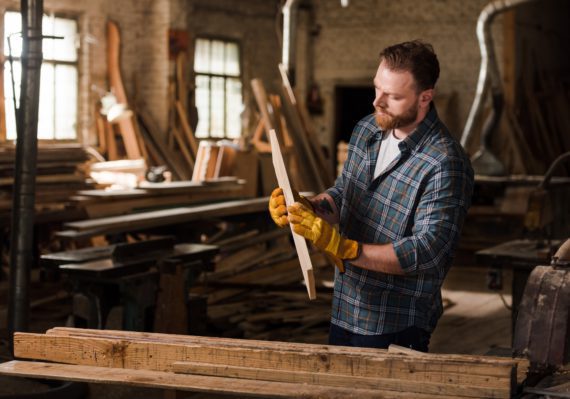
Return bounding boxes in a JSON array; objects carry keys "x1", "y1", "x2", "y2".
[
  {"x1": 193, "y1": 35, "x2": 243, "y2": 140},
  {"x1": 2, "y1": 9, "x2": 80, "y2": 143}
]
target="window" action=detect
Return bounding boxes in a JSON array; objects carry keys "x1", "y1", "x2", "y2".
[
  {"x1": 3, "y1": 11, "x2": 78, "y2": 140},
  {"x1": 194, "y1": 38, "x2": 242, "y2": 139}
]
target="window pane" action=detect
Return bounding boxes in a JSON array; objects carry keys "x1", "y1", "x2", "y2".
[
  {"x1": 3, "y1": 11, "x2": 22, "y2": 57},
  {"x1": 195, "y1": 75, "x2": 210, "y2": 138},
  {"x1": 210, "y1": 77, "x2": 224, "y2": 138},
  {"x1": 37, "y1": 63, "x2": 55, "y2": 139},
  {"x1": 4, "y1": 61, "x2": 21, "y2": 140},
  {"x1": 55, "y1": 64, "x2": 77, "y2": 139},
  {"x1": 43, "y1": 15, "x2": 77, "y2": 62},
  {"x1": 224, "y1": 42, "x2": 240, "y2": 76},
  {"x1": 226, "y1": 78, "x2": 242, "y2": 138},
  {"x1": 42, "y1": 14, "x2": 55, "y2": 60},
  {"x1": 194, "y1": 39, "x2": 210, "y2": 73},
  {"x1": 210, "y1": 40, "x2": 224, "y2": 75},
  {"x1": 3, "y1": 13, "x2": 78, "y2": 141}
]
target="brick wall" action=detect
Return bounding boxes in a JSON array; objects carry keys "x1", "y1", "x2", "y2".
[
  {"x1": 304, "y1": 0, "x2": 503, "y2": 154},
  {"x1": 0, "y1": 0, "x2": 504, "y2": 160},
  {"x1": 0, "y1": 0, "x2": 171, "y2": 145}
]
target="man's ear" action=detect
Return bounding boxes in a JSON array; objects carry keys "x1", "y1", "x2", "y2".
[{"x1": 419, "y1": 89, "x2": 434, "y2": 107}]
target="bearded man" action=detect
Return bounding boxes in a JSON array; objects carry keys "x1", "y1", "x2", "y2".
[{"x1": 269, "y1": 40, "x2": 474, "y2": 351}]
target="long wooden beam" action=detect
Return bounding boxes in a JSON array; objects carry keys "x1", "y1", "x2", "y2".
[
  {"x1": 0, "y1": 361, "x2": 411, "y2": 399},
  {"x1": 12, "y1": 331, "x2": 517, "y2": 398},
  {"x1": 56, "y1": 197, "x2": 269, "y2": 240}
]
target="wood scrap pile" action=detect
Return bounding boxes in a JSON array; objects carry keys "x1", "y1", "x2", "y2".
[
  {"x1": 96, "y1": 21, "x2": 200, "y2": 181},
  {"x1": 191, "y1": 227, "x2": 334, "y2": 342},
  {"x1": 0, "y1": 327, "x2": 527, "y2": 398},
  {"x1": 0, "y1": 144, "x2": 93, "y2": 220}
]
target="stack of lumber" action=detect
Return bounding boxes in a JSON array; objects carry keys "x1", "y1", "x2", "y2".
[
  {"x1": 0, "y1": 144, "x2": 93, "y2": 221},
  {"x1": 56, "y1": 196, "x2": 270, "y2": 241},
  {"x1": 70, "y1": 177, "x2": 248, "y2": 218},
  {"x1": 0, "y1": 327, "x2": 527, "y2": 398},
  {"x1": 190, "y1": 227, "x2": 334, "y2": 341}
]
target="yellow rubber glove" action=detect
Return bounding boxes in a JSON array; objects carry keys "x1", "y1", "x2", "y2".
[
  {"x1": 287, "y1": 202, "x2": 360, "y2": 262},
  {"x1": 268, "y1": 188, "x2": 314, "y2": 228}
]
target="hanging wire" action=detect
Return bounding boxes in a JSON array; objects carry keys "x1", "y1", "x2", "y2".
[{"x1": 7, "y1": 32, "x2": 22, "y2": 132}]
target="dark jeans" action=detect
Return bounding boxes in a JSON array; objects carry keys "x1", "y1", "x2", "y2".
[{"x1": 329, "y1": 323, "x2": 431, "y2": 352}]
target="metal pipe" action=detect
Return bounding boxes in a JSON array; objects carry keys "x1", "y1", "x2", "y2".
[
  {"x1": 8, "y1": 0, "x2": 43, "y2": 347},
  {"x1": 282, "y1": 0, "x2": 299, "y2": 86},
  {"x1": 460, "y1": 0, "x2": 539, "y2": 149}
]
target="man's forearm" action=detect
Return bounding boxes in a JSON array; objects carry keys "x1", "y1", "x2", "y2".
[
  {"x1": 308, "y1": 193, "x2": 339, "y2": 225},
  {"x1": 351, "y1": 243, "x2": 405, "y2": 275}
]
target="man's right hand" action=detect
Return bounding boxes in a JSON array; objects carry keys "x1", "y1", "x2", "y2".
[{"x1": 269, "y1": 187, "x2": 314, "y2": 228}]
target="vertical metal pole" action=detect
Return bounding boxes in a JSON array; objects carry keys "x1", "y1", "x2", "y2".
[{"x1": 8, "y1": 0, "x2": 43, "y2": 350}]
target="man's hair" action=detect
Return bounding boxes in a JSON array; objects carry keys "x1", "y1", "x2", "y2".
[{"x1": 379, "y1": 40, "x2": 440, "y2": 92}]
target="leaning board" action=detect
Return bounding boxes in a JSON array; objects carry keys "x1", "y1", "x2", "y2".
[{"x1": 269, "y1": 129, "x2": 316, "y2": 300}]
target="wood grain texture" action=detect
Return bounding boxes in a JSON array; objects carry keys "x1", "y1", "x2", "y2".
[
  {"x1": 10, "y1": 331, "x2": 517, "y2": 398},
  {"x1": 0, "y1": 360, "x2": 443, "y2": 399}
]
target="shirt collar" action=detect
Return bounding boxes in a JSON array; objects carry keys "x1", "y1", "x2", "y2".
[{"x1": 399, "y1": 103, "x2": 439, "y2": 153}]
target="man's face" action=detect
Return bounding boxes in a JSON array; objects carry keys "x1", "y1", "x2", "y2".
[{"x1": 373, "y1": 61, "x2": 422, "y2": 131}]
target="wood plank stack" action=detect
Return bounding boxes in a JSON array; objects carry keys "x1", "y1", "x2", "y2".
[
  {"x1": 71, "y1": 177, "x2": 248, "y2": 219},
  {"x1": 0, "y1": 144, "x2": 93, "y2": 221},
  {"x1": 0, "y1": 327, "x2": 526, "y2": 398},
  {"x1": 56, "y1": 197, "x2": 270, "y2": 241},
  {"x1": 191, "y1": 226, "x2": 333, "y2": 340}
]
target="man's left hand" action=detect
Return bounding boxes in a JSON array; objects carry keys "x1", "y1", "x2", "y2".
[{"x1": 287, "y1": 202, "x2": 360, "y2": 261}]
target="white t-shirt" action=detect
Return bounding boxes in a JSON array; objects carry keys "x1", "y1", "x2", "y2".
[{"x1": 373, "y1": 130, "x2": 403, "y2": 179}]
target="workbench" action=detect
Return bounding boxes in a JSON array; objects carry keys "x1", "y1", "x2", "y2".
[{"x1": 41, "y1": 237, "x2": 218, "y2": 332}]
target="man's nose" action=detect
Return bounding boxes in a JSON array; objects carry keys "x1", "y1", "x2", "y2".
[{"x1": 373, "y1": 94, "x2": 386, "y2": 109}]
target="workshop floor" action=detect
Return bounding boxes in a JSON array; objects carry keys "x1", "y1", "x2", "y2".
[{"x1": 0, "y1": 265, "x2": 514, "y2": 399}]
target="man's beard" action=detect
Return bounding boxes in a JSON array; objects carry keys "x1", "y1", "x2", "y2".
[{"x1": 375, "y1": 99, "x2": 419, "y2": 131}]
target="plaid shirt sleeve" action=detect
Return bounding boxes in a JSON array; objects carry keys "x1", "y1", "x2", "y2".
[{"x1": 393, "y1": 155, "x2": 474, "y2": 275}]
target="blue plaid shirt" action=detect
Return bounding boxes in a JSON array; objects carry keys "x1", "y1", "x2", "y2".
[{"x1": 326, "y1": 105, "x2": 474, "y2": 335}]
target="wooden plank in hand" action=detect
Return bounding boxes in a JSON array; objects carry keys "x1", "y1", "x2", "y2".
[{"x1": 269, "y1": 129, "x2": 316, "y2": 300}]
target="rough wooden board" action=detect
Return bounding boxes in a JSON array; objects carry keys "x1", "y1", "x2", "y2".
[
  {"x1": 171, "y1": 361, "x2": 511, "y2": 398},
  {"x1": 14, "y1": 333, "x2": 515, "y2": 385},
  {"x1": 63, "y1": 197, "x2": 268, "y2": 232},
  {"x1": 0, "y1": 361, "x2": 445, "y2": 399},
  {"x1": 269, "y1": 129, "x2": 316, "y2": 300},
  {"x1": 44, "y1": 327, "x2": 521, "y2": 369}
]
